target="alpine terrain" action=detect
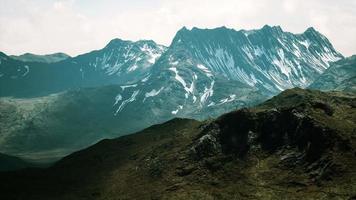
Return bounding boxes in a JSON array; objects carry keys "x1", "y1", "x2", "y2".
[
  {"x1": 309, "y1": 55, "x2": 356, "y2": 92},
  {"x1": 0, "y1": 25, "x2": 346, "y2": 165},
  {"x1": 0, "y1": 40, "x2": 166, "y2": 97},
  {"x1": 0, "y1": 88, "x2": 355, "y2": 199}
]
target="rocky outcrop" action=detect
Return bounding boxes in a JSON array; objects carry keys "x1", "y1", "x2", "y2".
[
  {"x1": 191, "y1": 88, "x2": 356, "y2": 183},
  {"x1": 0, "y1": 89, "x2": 355, "y2": 199}
]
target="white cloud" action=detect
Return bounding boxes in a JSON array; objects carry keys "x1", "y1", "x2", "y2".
[{"x1": 0, "y1": 0, "x2": 355, "y2": 56}]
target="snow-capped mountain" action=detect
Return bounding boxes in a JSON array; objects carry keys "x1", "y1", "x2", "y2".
[
  {"x1": 1, "y1": 25, "x2": 343, "y2": 114},
  {"x1": 309, "y1": 55, "x2": 356, "y2": 92},
  {"x1": 109, "y1": 25, "x2": 343, "y2": 118},
  {"x1": 0, "y1": 40, "x2": 166, "y2": 97},
  {"x1": 156, "y1": 26, "x2": 342, "y2": 95},
  {"x1": 71, "y1": 39, "x2": 166, "y2": 84},
  {"x1": 0, "y1": 25, "x2": 346, "y2": 162},
  {"x1": 0, "y1": 25, "x2": 342, "y2": 98}
]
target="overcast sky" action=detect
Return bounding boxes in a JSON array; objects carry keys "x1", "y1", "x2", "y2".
[{"x1": 0, "y1": 0, "x2": 355, "y2": 56}]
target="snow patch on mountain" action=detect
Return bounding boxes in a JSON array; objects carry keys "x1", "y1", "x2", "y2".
[
  {"x1": 115, "y1": 90, "x2": 140, "y2": 115},
  {"x1": 141, "y1": 75, "x2": 150, "y2": 82},
  {"x1": 22, "y1": 65, "x2": 29, "y2": 77},
  {"x1": 273, "y1": 49, "x2": 291, "y2": 78},
  {"x1": 299, "y1": 40, "x2": 310, "y2": 49},
  {"x1": 197, "y1": 64, "x2": 213, "y2": 77},
  {"x1": 127, "y1": 64, "x2": 138, "y2": 72},
  {"x1": 171, "y1": 105, "x2": 183, "y2": 115},
  {"x1": 218, "y1": 94, "x2": 237, "y2": 105},
  {"x1": 169, "y1": 67, "x2": 195, "y2": 98},
  {"x1": 140, "y1": 43, "x2": 164, "y2": 64},
  {"x1": 121, "y1": 84, "x2": 137, "y2": 91},
  {"x1": 113, "y1": 94, "x2": 123, "y2": 106},
  {"x1": 200, "y1": 80, "x2": 215, "y2": 105},
  {"x1": 143, "y1": 87, "x2": 164, "y2": 102},
  {"x1": 207, "y1": 102, "x2": 215, "y2": 107}
]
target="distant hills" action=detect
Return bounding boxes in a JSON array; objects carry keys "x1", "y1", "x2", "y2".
[{"x1": 10, "y1": 52, "x2": 70, "y2": 63}]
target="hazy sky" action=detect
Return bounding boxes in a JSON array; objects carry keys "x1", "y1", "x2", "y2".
[{"x1": 1, "y1": 0, "x2": 355, "y2": 56}]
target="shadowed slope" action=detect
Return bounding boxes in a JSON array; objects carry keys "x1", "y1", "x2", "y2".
[{"x1": 0, "y1": 89, "x2": 355, "y2": 199}]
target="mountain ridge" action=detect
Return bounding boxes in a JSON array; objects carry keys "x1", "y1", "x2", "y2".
[
  {"x1": 160, "y1": 25, "x2": 342, "y2": 95},
  {"x1": 0, "y1": 25, "x2": 348, "y2": 165},
  {"x1": 309, "y1": 55, "x2": 356, "y2": 92},
  {"x1": 10, "y1": 52, "x2": 70, "y2": 63},
  {"x1": 0, "y1": 39, "x2": 167, "y2": 97},
  {"x1": 0, "y1": 88, "x2": 355, "y2": 199}
]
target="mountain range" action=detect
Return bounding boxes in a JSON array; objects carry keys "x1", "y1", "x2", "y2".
[
  {"x1": 0, "y1": 24, "x2": 355, "y2": 199},
  {"x1": 0, "y1": 88, "x2": 355, "y2": 199},
  {"x1": 10, "y1": 52, "x2": 70, "y2": 63},
  {"x1": 0, "y1": 40, "x2": 166, "y2": 97},
  {"x1": 0, "y1": 25, "x2": 353, "y2": 164},
  {"x1": 161, "y1": 26, "x2": 342, "y2": 95}
]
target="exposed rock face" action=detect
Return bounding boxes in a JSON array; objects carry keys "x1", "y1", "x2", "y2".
[
  {"x1": 192, "y1": 88, "x2": 356, "y2": 184},
  {"x1": 0, "y1": 40, "x2": 167, "y2": 97},
  {"x1": 309, "y1": 55, "x2": 356, "y2": 93},
  {"x1": 163, "y1": 26, "x2": 342, "y2": 95},
  {"x1": 0, "y1": 26, "x2": 345, "y2": 165},
  {"x1": 0, "y1": 89, "x2": 355, "y2": 199},
  {"x1": 203, "y1": 109, "x2": 339, "y2": 165}
]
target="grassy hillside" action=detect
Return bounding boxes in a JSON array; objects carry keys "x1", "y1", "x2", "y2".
[{"x1": 0, "y1": 88, "x2": 355, "y2": 199}]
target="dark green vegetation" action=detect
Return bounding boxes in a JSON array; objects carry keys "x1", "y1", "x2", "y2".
[
  {"x1": 309, "y1": 55, "x2": 356, "y2": 92},
  {"x1": 1, "y1": 88, "x2": 355, "y2": 199},
  {"x1": 10, "y1": 53, "x2": 70, "y2": 63}
]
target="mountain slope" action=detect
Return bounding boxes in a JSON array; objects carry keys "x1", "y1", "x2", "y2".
[
  {"x1": 0, "y1": 25, "x2": 345, "y2": 163},
  {"x1": 0, "y1": 81, "x2": 266, "y2": 163},
  {"x1": 10, "y1": 52, "x2": 70, "y2": 63},
  {"x1": 155, "y1": 26, "x2": 342, "y2": 96},
  {"x1": 107, "y1": 25, "x2": 343, "y2": 120},
  {"x1": 0, "y1": 39, "x2": 166, "y2": 97},
  {"x1": 0, "y1": 153, "x2": 34, "y2": 171},
  {"x1": 309, "y1": 55, "x2": 356, "y2": 92},
  {"x1": 0, "y1": 88, "x2": 355, "y2": 199},
  {"x1": 1, "y1": 26, "x2": 343, "y2": 99},
  {"x1": 0, "y1": 86, "x2": 128, "y2": 163}
]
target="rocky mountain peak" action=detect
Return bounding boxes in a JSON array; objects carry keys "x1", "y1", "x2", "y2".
[
  {"x1": 261, "y1": 24, "x2": 283, "y2": 34},
  {"x1": 104, "y1": 38, "x2": 130, "y2": 49},
  {"x1": 161, "y1": 25, "x2": 343, "y2": 96}
]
